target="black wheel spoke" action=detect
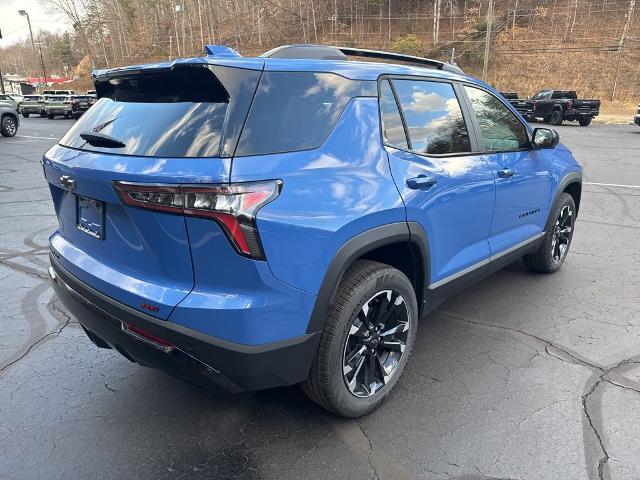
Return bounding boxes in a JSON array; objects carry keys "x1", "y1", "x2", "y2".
[
  {"x1": 343, "y1": 289, "x2": 410, "y2": 398},
  {"x1": 372, "y1": 293, "x2": 390, "y2": 327},
  {"x1": 380, "y1": 339, "x2": 406, "y2": 353}
]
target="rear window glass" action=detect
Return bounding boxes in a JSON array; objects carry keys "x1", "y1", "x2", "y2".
[
  {"x1": 235, "y1": 72, "x2": 367, "y2": 156},
  {"x1": 59, "y1": 65, "x2": 260, "y2": 158},
  {"x1": 552, "y1": 91, "x2": 577, "y2": 99}
]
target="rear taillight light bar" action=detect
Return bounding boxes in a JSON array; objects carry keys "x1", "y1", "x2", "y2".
[{"x1": 112, "y1": 180, "x2": 282, "y2": 260}]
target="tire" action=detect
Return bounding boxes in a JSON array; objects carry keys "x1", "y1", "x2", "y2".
[
  {"x1": 523, "y1": 193, "x2": 576, "y2": 273},
  {"x1": 40, "y1": 111, "x2": 46, "y2": 117},
  {"x1": 0, "y1": 115, "x2": 18, "y2": 137},
  {"x1": 48, "y1": 113, "x2": 55, "y2": 119},
  {"x1": 22, "y1": 112, "x2": 30, "y2": 118},
  {"x1": 550, "y1": 109, "x2": 563, "y2": 126},
  {"x1": 302, "y1": 260, "x2": 418, "y2": 417},
  {"x1": 579, "y1": 117, "x2": 592, "y2": 126}
]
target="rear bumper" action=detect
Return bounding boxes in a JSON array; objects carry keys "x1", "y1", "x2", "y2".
[
  {"x1": 565, "y1": 109, "x2": 598, "y2": 118},
  {"x1": 46, "y1": 107, "x2": 71, "y2": 115},
  {"x1": 21, "y1": 106, "x2": 44, "y2": 113},
  {"x1": 49, "y1": 253, "x2": 320, "y2": 392}
]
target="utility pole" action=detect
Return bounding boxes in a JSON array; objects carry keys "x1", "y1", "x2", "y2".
[
  {"x1": 35, "y1": 43, "x2": 47, "y2": 90},
  {"x1": 482, "y1": 0, "x2": 493, "y2": 81},
  {"x1": 611, "y1": 0, "x2": 635, "y2": 100},
  {"x1": 18, "y1": 10, "x2": 46, "y2": 91},
  {"x1": 0, "y1": 28, "x2": 5, "y2": 94},
  {"x1": 174, "y1": 5, "x2": 182, "y2": 57}
]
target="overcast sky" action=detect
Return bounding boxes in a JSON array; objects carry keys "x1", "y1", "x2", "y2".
[{"x1": 0, "y1": 0, "x2": 71, "y2": 46}]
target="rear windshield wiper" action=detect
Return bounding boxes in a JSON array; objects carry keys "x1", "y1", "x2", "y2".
[{"x1": 80, "y1": 132, "x2": 126, "y2": 148}]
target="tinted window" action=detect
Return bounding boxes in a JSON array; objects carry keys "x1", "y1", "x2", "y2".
[
  {"x1": 59, "y1": 65, "x2": 261, "y2": 158},
  {"x1": 236, "y1": 72, "x2": 366, "y2": 156},
  {"x1": 532, "y1": 91, "x2": 551, "y2": 100},
  {"x1": 392, "y1": 79, "x2": 471, "y2": 155},
  {"x1": 551, "y1": 91, "x2": 577, "y2": 99},
  {"x1": 464, "y1": 86, "x2": 529, "y2": 152},
  {"x1": 379, "y1": 80, "x2": 408, "y2": 149}
]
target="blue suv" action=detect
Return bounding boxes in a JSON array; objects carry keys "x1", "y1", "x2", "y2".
[{"x1": 45, "y1": 45, "x2": 582, "y2": 417}]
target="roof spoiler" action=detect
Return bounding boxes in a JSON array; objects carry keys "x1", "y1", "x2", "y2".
[
  {"x1": 204, "y1": 45, "x2": 242, "y2": 57},
  {"x1": 261, "y1": 44, "x2": 464, "y2": 75}
]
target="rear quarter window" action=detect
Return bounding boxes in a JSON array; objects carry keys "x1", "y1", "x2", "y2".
[{"x1": 235, "y1": 72, "x2": 371, "y2": 156}]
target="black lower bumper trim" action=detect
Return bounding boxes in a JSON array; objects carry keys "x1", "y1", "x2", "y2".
[{"x1": 49, "y1": 253, "x2": 320, "y2": 392}]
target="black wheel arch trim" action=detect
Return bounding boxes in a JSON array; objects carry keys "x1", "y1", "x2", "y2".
[
  {"x1": 306, "y1": 221, "x2": 430, "y2": 334},
  {"x1": 548, "y1": 171, "x2": 582, "y2": 226}
]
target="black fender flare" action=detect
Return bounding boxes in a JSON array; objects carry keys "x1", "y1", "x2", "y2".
[
  {"x1": 545, "y1": 171, "x2": 582, "y2": 228},
  {"x1": 305, "y1": 221, "x2": 430, "y2": 334}
]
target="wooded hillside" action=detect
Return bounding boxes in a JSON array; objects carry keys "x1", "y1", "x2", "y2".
[{"x1": 1, "y1": 0, "x2": 638, "y2": 107}]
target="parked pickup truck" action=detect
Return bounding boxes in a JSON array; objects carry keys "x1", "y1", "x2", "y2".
[
  {"x1": 531, "y1": 90, "x2": 600, "y2": 126},
  {"x1": 500, "y1": 92, "x2": 534, "y2": 120},
  {"x1": 634, "y1": 103, "x2": 640, "y2": 127},
  {"x1": 20, "y1": 95, "x2": 47, "y2": 117},
  {"x1": 45, "y1": 95, "x2": 73, "y2": 119}
]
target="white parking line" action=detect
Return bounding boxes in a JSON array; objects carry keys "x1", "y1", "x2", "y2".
[
  {"x1": 16, "y1": 135, "x2": 57, "y2": 140},
  {"x1": 584, "y1": 181, "x2": 640, "y2": 189}
]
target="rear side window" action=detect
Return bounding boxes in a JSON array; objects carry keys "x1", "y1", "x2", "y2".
[
  {"x1": 379, "y1": 80, "x2": 408, "y2": 149},
  {"x1": 59, "y1": 65, "x2": 261, "y2": 158},
  {"x1": 235, "y1": 72, "x2": 366, "y2": 156},
  {"x1": 464, "y1": 86, "x2": 529, "y2": 152},
  {"x1": 392, "y1": 79, "x2": 471, "y2": 155}
]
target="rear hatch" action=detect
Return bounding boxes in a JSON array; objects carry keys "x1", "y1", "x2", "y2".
[{"x1": 44, "y1": 60, "x2": 263, "y2": 319}]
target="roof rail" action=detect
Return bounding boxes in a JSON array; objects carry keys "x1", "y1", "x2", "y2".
[
  {"x1": 260, "y1": 44, "x2": 464, "y2": 75},
  {"x1": 337, "y1": 47, "x2": 464, "y2": 75}
]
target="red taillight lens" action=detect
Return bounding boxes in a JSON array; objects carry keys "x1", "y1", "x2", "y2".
[{"x1": 113, "y1": 180, "x2": 282, "y2": 259}]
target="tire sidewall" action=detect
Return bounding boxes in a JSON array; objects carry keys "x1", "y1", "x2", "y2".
[{"x1": 324, "y1": 269, "x2": 418, "y2": 417}]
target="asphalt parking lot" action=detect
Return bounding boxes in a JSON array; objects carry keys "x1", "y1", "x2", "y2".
[{"x1": 1, "y1": 117, "x2": 639, "y2": 480}]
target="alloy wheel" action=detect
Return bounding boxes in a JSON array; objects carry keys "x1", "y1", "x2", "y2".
[
  {"x1": 342, "y1": 289, "x2": 410, "y2": 398},
  {"x1": 551, "y1": 205, "x2": 573, "y2": 263},
  {"x1": 4, "y1": 118, "x2": 17, "y2": 136}
]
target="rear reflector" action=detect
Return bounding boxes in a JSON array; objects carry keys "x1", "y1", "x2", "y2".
[
  {"x1": 112, "y1": 180, "x2": 282, "y2": 259},
  {"x1": 121, "y1": 322, "x2": 175, "y2": 353}
]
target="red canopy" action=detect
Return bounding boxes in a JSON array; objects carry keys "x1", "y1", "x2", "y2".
[{"x1": 26, "y1": 77, "x2": 72, "y2": 84}]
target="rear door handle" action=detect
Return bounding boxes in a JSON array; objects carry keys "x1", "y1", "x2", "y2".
[
  {"x1": 406, "y1": 175, "x2": 437, "y2": 190},
  {"x1": 497, "y1": 168, "x2": 516, "y2": 179}
]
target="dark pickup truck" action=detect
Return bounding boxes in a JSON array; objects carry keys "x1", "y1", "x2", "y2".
[
  {"x1": 531, "y1": 90, "x2": 600, "y2": 126},
  {"x1": 500, "y1": 92, "x2": 534, "y2": 120},
  {"x1": 634, "y1": 103, "x2": 639, "y2": 127}
]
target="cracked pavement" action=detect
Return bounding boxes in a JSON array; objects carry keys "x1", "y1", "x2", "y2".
[{"x1": 1, "y1": 118, "x2": 639, "y2": 479}]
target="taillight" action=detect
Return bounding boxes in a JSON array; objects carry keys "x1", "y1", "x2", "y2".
[
  {"x1": 113, "y1": 180, "x2": 282, "y2": 259},
  {"x1": 567, "y1": 100, "x2": 573, "y2": 109},
  {"x1": 532, "y1": 101, "x2": 537, "y2": 110}
]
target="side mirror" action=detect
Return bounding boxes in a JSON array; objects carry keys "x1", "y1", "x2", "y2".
[{"x1": 532, "y1": 128, "x2": 559, "y2": 149}]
